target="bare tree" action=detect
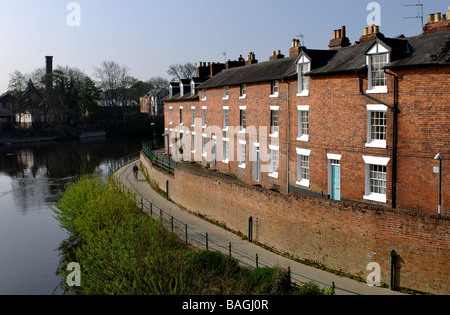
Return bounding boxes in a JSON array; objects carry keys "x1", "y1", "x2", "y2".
[
  {"x1": 8, "y1": 71, "x2": 28, "y2": 128},
  {"x1": 167, "y1": 63, "x2": 197, "y2": 82},
  {"x1": 94, "y1": 60, "x2": 131, "y2": 107}
]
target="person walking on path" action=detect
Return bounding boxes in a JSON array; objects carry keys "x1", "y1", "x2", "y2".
[{"x1": 132, "y1": 163, "x2": 139, "y2": 180}]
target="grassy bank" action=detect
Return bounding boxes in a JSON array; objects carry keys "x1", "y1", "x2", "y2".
[{"x1": 53, "y1": 176, "x2": 334, "y2": 295}]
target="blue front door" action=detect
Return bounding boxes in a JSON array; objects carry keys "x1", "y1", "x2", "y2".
[
  {"x1": 331, "y1": 165, "x2": 341, "y2": 201},
  {"x1": 254, "y1": 149, "x2": 260, "y2": 181}
]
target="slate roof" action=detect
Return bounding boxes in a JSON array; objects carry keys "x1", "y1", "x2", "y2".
[
  {"x1": 185, "y1": 31, "x2": 450, "y2": 90},
  {"x1": 197, "y1": 56, "x2": 299, "y2": 89}
]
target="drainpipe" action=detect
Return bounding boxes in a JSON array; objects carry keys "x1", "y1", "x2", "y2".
[
  {"x1": 384, "y1": 69, "x2": 400, "y2": 209},
  {"x1": 286, "y1": 81, "x2": 290, "y2": 195}
]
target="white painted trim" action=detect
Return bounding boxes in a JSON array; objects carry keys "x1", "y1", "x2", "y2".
[
  {"x1": 296, "y1": 148, "x2": 311, "y2": 156},
  {"x1": 327, "y1": 153, "x2": 342, "y2": 160},
  {"x1": 362, "y1": 156, "x2": 390, "y2": 166}
]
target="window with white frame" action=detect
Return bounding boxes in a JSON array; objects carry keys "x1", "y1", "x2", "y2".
[
  {"x1": 240, "y1": 84, "x2": 247, "y2": 98},
  {"x1": 240, "y1": 107, "x2": 246, "y2": 132},
  {"x1": 363, "y1": 156, "x2": 390, "y2": 203},
  {"x1": 169, "y1": 107, "x2": 173, "y2": 124},
  {"x1": 270, "y1": 107, "x2": 279, "y2": 136},
  {"x1": 222, "y1": 138, "x2": 229, "y2": 163},
  {"x1": 202, "y1": 134, "x2": 207, "y2": 156},
  {"x1": 191, "y1": 107, "x2": 196, "y2": 126},
  {"x1": 238, "y1": 141, "x2": 246, "y2": 168},
  {"x1": 296, "y1": 148, "x2": 311, "y2": 187},
  {"x1": 169, "y1": 129, "x2": 174, "y2": 147},
  {"x1": 190, "y1": 132, "x2": 196, "y2": 153},
  {"x1": 270, "y1": 81, "x2": 279, "y2": 97},
  {"x1": 191, "y1": 81, "x2": 196, "y2": 95},
  {"x1": 223, "y1": 107, "x2": 229, "y2": 130},
  {"x1": 366, "y1": 105, "x2": 387, "y2": 148},
  {"x1": 297, "y1": 54, "x2": 311, "y2": 96},
  {"x1": 297, "y1": 106, "x2": 309, "y2": 142},
  {"x1": 223, "y1": 86, "x2": 229, "y2": 99},
  {"x1": 202, "y1": 107, "x2": 207, "y2": 127},
  {"x1": 269, "y1": 145, "x2": 279, "y2": 178},
  {"x1": 201, "y1": 89, "x2": 207, "y2": 101},
  {"x1": 366, "y1": 43, "x2": 389, "y2": 93},
  {"x1": 179, "y1": 107, "x2": 183, "y2": 125}
]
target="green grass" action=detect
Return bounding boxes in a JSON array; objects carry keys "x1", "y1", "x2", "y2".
[{"x1": 53, "y1": 176, "x2": 334, "y2": 295}]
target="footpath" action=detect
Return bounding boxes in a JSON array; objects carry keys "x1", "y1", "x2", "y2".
[{"x1": 114, "y1": 160, "x2": 404, "y2": 296}]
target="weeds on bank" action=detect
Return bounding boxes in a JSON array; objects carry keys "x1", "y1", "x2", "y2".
[{"x1": 53, "y1": 176, "x2": 334, "y2": 295}]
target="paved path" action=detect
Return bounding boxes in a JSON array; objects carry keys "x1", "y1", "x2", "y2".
[{"x1": 114, "y1": 161, "x2": 404, "y2": 296}]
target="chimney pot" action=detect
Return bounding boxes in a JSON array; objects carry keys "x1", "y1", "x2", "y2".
[
  {"x1": 435, "y1": 12, "x2": 441, "y2": 22},
  {"x1": 277, "y1": 50, "x2": 281, "y2": 55},
  {"x1": 341, "y1": 26, "x2": 346, "y2": 38},
  {"x1": 428, "y1": 14, "x2": 435, "y2": 23},
  {"x1": 364, "y1": 27, "x2": 369, "y2": 36}
]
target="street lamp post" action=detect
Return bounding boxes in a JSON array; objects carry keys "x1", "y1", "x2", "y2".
[
  {"x1": 151, "y1": 123, "x2": 156, "y2": 150},
  {"x1": 434, "y1": 153, "x2": 443, "y2": 215}
]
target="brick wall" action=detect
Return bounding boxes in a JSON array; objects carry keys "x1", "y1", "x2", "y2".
[{"x1": 141, "y1": 153, "x2": 450, "y2": 294}]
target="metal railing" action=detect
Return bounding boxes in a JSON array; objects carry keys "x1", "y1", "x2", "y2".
[
  {"x1": 142, "y1": 141, "x2": 175, "y2": 175},
  {"x1": 109, "y1": 158, "x2": 362, "y2": 295}
]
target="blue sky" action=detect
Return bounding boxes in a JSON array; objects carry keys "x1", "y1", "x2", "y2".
[{"x1": 0, "y1": 0, "x2": 448, "y2": 92}]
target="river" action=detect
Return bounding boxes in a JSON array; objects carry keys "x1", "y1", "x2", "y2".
[{"x1": 0, "y1": 136, "x2": 145, "y2": 295}]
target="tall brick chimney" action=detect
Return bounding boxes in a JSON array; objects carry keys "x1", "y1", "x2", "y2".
[
  {"x1": 423, "y1": 9, "x2": 450, "y2": 34},
  {"x1": 328, "y1": 26, "x2": 351, "y2": 50},
  {"x1": 45, "y1": 56, "x2": 53, "y2": 75}
]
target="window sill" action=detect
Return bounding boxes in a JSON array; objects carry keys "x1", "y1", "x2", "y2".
[
  {"x1": 297, "y1": 91, "x2": 309, "y2": 97},
  {"x1": 363, "y1": 193, "x2": 387, "y2": 203},
  {"x1": 238, "y1": 163, "x2": 246, "y2": 169},
  {"x1": 297, "y1": 135, "x2": 309, "y2": 142},
  {"x1": 365, "y1": 141, "x2": 387, "y2": 149},
  {"x1": 296, "y1": 179, "x2": 310, "y2": 188},
  {"x1": 222, "y1": 159, "x2": 229, "y2": 164},
  {"x1": 366, "y1": 87, "x2": 388, "y2": 94},
  {"x1": 222, "y1": 96, "x2": 229, "y2": 100},
  {"x1": 239, "y1": 95, "x2": 247, "y2": 99},
  {"x1": 269, "y1": 93, "x2": 279, "y2": 98},
  {"x1": 269, "y1": 133, "x2": 279, "y2": 138},
  {"x1": 268, "y1": 172, "x2": 279, "y2": 179}
]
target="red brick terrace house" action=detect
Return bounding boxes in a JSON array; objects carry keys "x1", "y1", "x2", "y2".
[{"x1": 164, "y1": 14, "x2": 450, "y2": 216}]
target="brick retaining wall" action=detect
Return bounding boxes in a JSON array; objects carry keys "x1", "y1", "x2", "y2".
[{"x1": 141, "y1": 153, "x2": 450, "y2": 294}]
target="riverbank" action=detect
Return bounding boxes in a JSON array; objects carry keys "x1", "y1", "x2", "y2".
[{"x1": 54, "y1": 176, "x2": 335, "y2": 295}]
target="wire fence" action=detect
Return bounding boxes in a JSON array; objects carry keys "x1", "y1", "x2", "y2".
[{"x1": 109, "y1": 151, "x2": 362, "y2": 295}]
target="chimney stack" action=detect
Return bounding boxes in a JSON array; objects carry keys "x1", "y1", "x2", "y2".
[
  {"x1": 269, "y1": 50, "x2": 284, "y2": 61},
  {"x1": 289, "y1": 39, "x2": 301, "y2": 57},
  {"x1": 359, "y1": 25, "x2": 384, "y2": 44},
  {"x1": 328, "y1": 26, "x2": 351, "y2": 50},
  {"x1": 423, "y1": 8, "x2": 450, "y2": 34},
  {"x1": 246, "y1": 52, "x2": 258, "y2": 65}
]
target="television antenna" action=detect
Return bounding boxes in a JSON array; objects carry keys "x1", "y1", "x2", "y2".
[
  {"x1": 296, "y1": 33, "x2": 304, "y2": 47},
  {"x1": 218, "y1": 52, "x2": 226, "y2": 63},
  {"x1": 403, "y1": 0, "x2": 424, "y2": 29}
]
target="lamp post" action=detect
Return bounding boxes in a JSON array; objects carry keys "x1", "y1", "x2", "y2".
[
  {"x1": 434, "y1": 153, "x2": 443, "y2": 215},
  {"x1": 151, "y1": 122, "x2": 156, "y2": 150}
]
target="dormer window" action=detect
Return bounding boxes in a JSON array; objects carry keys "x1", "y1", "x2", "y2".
[
  {"x1": 191, "y1": 81, "x2": 196, "y2": 96},
  {"x1": 179, "y1": 82, "x2": 184, "y2": 97},
  {"x1": 296, "y1": 54, "x2": 311, "y2": 97},
  {"x1": 201, "y1": 89, "x2": 207, "y2": 101},
  {"x1": 365, "y1": 41, "x2": 390, "y2": 94},
  {"x1": 169, "y1": 86, "x2": 173, "y2": 98}
]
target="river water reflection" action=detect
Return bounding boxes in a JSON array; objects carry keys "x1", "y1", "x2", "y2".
[{"x1": 0, "y1": 136, "x2": 145, "y2": 294}]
